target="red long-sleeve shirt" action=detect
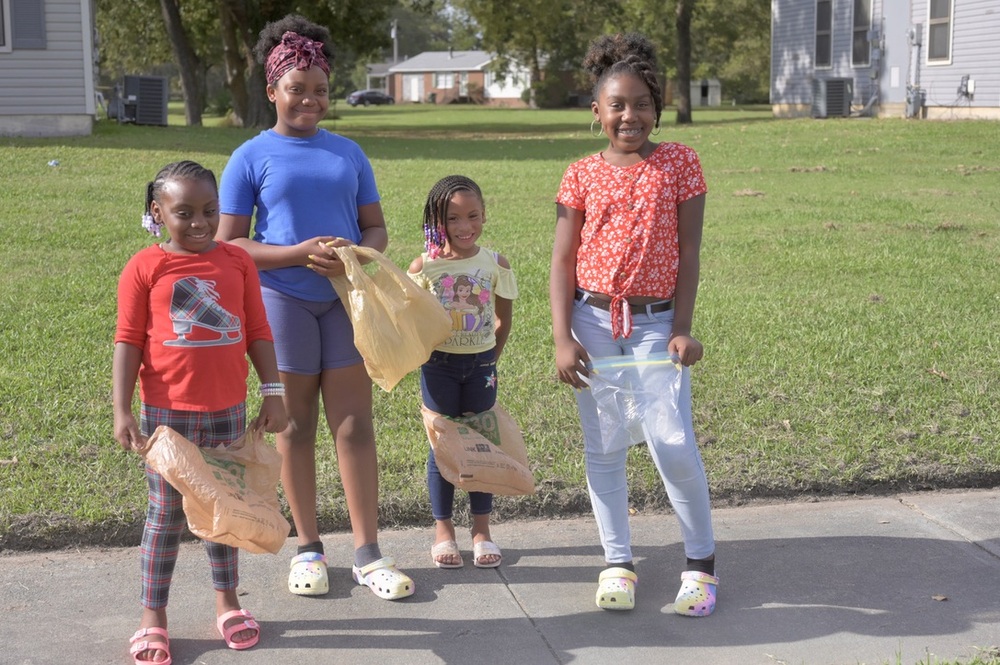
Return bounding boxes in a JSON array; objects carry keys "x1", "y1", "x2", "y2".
[{"x1": 115, "y1": 242, "x2": 272, "y2": 411}]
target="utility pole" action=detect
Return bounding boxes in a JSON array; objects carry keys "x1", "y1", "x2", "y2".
[{"x1": 391, "y1": 19, "x2": 398, "y2": 63}]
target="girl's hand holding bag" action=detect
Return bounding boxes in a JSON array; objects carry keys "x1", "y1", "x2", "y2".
[{"x1": 328, "y1": 245, "x2": 452, "y2": 391}]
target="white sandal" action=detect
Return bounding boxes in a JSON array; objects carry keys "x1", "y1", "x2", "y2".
[
  {"x1": 432, "y1": 540, "x2": 464, "y2": 568},
  {"x1": 472, "y1": 540, "x2": 502, "y2": 568},
  {"x1": 352, "y1": 556, "x2": 414, "y2": 600},
  {"x1": 673, "y1": 570, "x2": 719, "y2": 616},
  {"x1": 288, "y1": 552, "x2": 329, "y2": 596},
  {"x1": 596, "y1": 567, "x2": 637, "y2": 610}
]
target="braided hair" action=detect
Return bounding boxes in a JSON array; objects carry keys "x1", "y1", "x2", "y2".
[
  {"x1": 141, "y1": 160, "x2": 217, "y2": 237},
  {"x1": 422, "y1": 175, "x2": 484, "y2": 259},
  {"x1": 253, "y1": 14, "x2": 334, "y2": 67},
  {"x1": 583, "y1": 33, "x2": 663, "y2": 128}
]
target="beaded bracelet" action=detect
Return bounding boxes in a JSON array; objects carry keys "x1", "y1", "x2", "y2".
[{"x1": 260, "y1": 382, "x2": 286, "y2": 398}]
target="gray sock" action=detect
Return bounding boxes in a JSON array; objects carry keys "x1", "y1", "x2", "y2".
[{"x1": 354, "y1": 543, "x2": 382, "y2": 568}]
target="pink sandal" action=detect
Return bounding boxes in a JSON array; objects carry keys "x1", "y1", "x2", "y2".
[
  {"x1": 217, "y1": 609, "x2": 260, "y2": 650},
  {"x1": 129, "y1": 627, "x2": 171, "y2": 665}
]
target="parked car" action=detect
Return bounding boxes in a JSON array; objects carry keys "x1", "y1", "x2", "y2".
[{"x1": 346, "y1": 90, "x2": 395, "y2": 106}]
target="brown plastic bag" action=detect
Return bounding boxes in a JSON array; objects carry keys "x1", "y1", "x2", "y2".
[
  {"x1": 421, "y1": 405, "x2": 535, "y2": 496},
  {"x1": 329, "y1": 245, "x2": 452, "y2": 392},
  {"x1": 138, "y1": 425, "x2": 291, "y2": 554}
]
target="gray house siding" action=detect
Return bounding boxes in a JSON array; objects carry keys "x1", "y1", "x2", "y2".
[
  {"x1": 911, "y1": 0, "x2": 1000, "y2": 117},
  {"x1": 772, "y1": 0, "x2": 999, "y2": 119},
  {"x1": 770, "y1": 0, "x2": 815, "y2": 110},
  {"x1": 0, "y1": 0, "x2": 96, "y2": 136},
  {"x1": 771, "y1": 0, "x2": 883, "y2": 114}
]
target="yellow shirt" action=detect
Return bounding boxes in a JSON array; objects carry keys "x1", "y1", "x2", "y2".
[{"x1": 409, "y1": 248, "x2": 518, "y2": 353}]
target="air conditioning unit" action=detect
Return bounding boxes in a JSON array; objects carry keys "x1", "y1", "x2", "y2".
[
  {"x1": 122, "y1": 75, "x2": 169, "y2": 126},
  {"x1": 812, "y1": 78, "x2": 853, "y2": 118}
]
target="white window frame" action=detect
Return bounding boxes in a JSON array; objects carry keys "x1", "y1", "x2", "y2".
[
  {"x1": 0, "y1": 0, "x2": 12, "y2": 53},
  {"x1": 434, "y1": 72, "x2": 455, "y2": 89},
  {"x1": 851, "y1": 0, "x2": 872, "y2": 67},
  {"x1": 926, "y1": 0, "x2": 953, "y2": 65},
  {"x1": 815, "y1": 0, "x2": 833, "y2": 70}
]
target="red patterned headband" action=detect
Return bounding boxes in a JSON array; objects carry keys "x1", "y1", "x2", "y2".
[{"x1": 265, "y1": 31, "x2": 330, "y2": 85}]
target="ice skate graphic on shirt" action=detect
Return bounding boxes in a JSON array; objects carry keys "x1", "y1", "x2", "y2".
[{"x1": 163, "y1": 276, "x2": 243, "y2": 347}]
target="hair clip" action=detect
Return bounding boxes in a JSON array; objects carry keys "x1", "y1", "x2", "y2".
[{"x1": 141, "y1": 213, "x2": 163, "y2": 237}]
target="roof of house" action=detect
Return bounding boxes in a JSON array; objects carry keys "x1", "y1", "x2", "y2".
[
  {"x1": 388, "y1": 51, "x2": 493, "y2": 73},
  {"x1": 366, "y1": 62, "x2": 393, "y2": 76}
]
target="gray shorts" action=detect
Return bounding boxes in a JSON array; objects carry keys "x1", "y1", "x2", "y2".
[{"x1": 261, "y1": 286, "x2": 362, "y2": 375}]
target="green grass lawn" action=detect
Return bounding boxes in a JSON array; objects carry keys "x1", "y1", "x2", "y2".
[{"x1": 1, "y1": 105, "x2": 998, "y2": 551}]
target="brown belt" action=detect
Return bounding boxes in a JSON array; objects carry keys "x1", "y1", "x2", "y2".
[{"x1": 575, "y1": 290, "x2": 673, "y2": 315}]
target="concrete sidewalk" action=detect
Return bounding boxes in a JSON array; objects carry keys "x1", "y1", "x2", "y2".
[{"x1": 2, "y1": 489, "x2": 999, "y2": 665}]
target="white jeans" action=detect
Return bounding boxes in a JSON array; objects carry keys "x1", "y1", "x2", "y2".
[{"x1": 571, "y1": 297, "x2": 715, "y2": 564}]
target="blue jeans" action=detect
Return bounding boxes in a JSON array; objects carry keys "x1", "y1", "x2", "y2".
[
  {"x1": 421, "y1": 349, "x2": 498, "y2": 520},
  {"x1": 571, "y1": 298, "x2": 715, "y2": 564}
]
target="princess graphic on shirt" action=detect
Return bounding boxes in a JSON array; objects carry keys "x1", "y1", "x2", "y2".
[{"x1": 439, "y1": 273, "x2": 491, "y2": 332}]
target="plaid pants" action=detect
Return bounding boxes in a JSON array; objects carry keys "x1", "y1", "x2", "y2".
[{"x1": 139, "y1": 402, "x2": 246, "y2": 609}]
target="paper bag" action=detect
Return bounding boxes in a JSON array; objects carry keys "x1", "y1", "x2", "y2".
[
  {"x1": 421, "y1": 404, "x2": 535, "y2": 496},
  {"x1": 139, "y1": 425, "x2": 290, "y2": 554}
]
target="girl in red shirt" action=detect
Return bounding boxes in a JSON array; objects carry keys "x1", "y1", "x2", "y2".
[
  {"x1": 550, "y1": 33, "x2": 717, "y2": 616},
  {"x1": 114, "y1": 161, "x2": 287, "y2": 664}
]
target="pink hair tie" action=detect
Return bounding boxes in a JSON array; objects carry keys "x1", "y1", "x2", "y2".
[{"x1": 265, "y1": 31, "x2": 330, "y2": 85}]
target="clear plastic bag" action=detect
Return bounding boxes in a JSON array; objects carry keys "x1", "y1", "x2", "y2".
[{"x1": 583, "y1": 353, "x2": 688, "y2": 455}]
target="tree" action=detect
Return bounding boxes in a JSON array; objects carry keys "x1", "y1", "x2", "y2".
[
  {"x1": 454, "y1": 0, "x2": 618, "y2": 107},
  {"x1": 94, "y1": 0, "x2": 171, "y2": 79},
  {"x1": 98, "y1": 0, "x2": 402, "y2": 127},
  {"x1": 674, "y1": 0, "x2": 694, "y2": 124},
  {"x1": 158, "y1": 0, "x2": 206, "y2": 125},
  {"x1": 692, "y1": 0, "x2": 770, "y2": 103},
  {"x1": 96, "y1": 0, "x2": 218, "y2": 125}
]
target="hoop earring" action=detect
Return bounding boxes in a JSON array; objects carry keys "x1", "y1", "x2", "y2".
[
  {"x1": 651, "y1": 123, "x2": 661, "y2": 136},
  {"x1": 590, "y1": 119, "x2": 604, "y2": 138}
]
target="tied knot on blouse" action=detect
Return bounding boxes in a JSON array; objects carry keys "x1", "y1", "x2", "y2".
[
  {"x1": 609, "y1": 295, "x2": 634, "y2": 340},
  {"x1": 265, "y1": 31, "x2": 330, "y2": 85}
]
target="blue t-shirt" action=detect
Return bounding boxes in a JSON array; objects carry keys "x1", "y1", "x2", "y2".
[{"x1": 219, "y1": 129, "x2": 381, "y2": 301}]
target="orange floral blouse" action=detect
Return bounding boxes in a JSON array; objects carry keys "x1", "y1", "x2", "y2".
[{"x1": 556, "y1": 141, "x2": 707, "y2": 336}]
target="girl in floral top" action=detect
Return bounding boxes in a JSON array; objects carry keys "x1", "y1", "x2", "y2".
[{"x1": 550, "y1": 33, "x2": 717, "y2": 616}]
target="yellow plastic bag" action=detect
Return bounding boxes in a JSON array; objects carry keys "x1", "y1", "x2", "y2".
[
  {"x1": 138, "y1": 426, "x2": 291, "y2": 554},
  {"x1": 329, "y1": 245, "x2": 452, "y2": 391},
  {"x1": 421, "y1": 404, "x2": 535, "y2": 496}
]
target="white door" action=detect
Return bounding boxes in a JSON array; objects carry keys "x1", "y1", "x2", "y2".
[{"x1": 403, "y1": 75, "x2": 424, "y2": 102}]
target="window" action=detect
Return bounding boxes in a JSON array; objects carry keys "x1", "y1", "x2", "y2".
[
  {"x1": 852, "y1": 0, "x2": 872, "y2": 66},
  {"x1": 927, "y1": 0, "x2": 952, "y2": 63},
  {"x1": 434, "y1": 72, "x2": 454, "y2": 88},
  {"x1": 3, "y1": 0, "x2": 47, "y2": 51},
  {"x1": 0, "y1": 0, "x2": 10, "y2": 52},
  {"x1": 815, "y1": 0, "x2": 833, "y2": 69}
]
